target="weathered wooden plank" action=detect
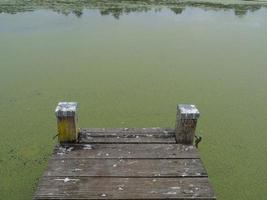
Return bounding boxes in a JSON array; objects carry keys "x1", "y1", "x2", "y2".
[
  {"x1": 78, "y1": 132, "x2": 175, "y2": 144},
  {"x1": 79, "y1": 137, "x2": 176, "y2": 143},
  {"x1": 34, "y1": 177, "x2": 216, "y2": 200},
  {"x1": 79, "y1": 128, "x2": 175, "y2": 143},
  {"x1": 53, "y1": 144, "x2": 199, "y2": 159},
  {"x1": 34, "y1": 126, "x2": 216, "y2": 200},
  {"x1": 45, "y1": 158, "x2": 207, "y2": 177},
  {"x1": 79, "y1": 128, "x2": 176, "y2": 143},
  {"x1": 80, "y1": 127, "x2": 174, "y2": 134}
]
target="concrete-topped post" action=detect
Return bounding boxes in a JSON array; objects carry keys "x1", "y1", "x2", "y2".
[
  {"x1": 55, "y1": 102, "x2": 78, "y2": 143},
  {"x1": 175, "y1": 104, "x2": 200, "y2": 144}
]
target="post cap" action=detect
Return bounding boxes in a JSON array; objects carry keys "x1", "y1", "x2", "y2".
[
  {"x1": 177, "y1": 104, "x2": 200, "y2": 119},
  {"x1": 55, "y1": 102, "x2": 78, "y2": 117}
]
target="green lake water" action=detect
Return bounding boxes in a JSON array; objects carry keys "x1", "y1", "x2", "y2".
[{"x1": 0, "y1": 1, "x2": 267, "y2": 199}]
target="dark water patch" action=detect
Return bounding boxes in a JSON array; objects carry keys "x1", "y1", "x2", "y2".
[{"x1": 0, "y1": 0, "x2": 267, "y2": 18}]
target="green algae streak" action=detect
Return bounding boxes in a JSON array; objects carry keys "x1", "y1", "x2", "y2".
[{"x1": 0, "y1": 0, "x2": 267, "y2": 199}]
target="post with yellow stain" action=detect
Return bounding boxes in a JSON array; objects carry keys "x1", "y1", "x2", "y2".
[
  {"x1": 175, "y1": 104, "x2": 200, "y2": 144},
  {"x1": 55, "y1": 102, "x2": 78, "y2": 143}
]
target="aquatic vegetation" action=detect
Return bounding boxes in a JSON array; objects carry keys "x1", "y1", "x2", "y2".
[{"x1": 1, "y1": 0, "x2": 267, "y2": 200}]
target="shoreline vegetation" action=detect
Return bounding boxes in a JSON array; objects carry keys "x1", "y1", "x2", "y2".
[{"x1": 0, "y1": 0, "x2": 267, "y2": 18}]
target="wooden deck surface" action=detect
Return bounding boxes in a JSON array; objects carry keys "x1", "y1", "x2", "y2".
[{"x1": 33, "y1": 128, "x2": 216, "y2": 200}]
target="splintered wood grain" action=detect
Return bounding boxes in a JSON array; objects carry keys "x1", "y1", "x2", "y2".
[
  {"x1": 53, "y1": 144, "x2": 199, "y2": 159},
  {"x1": 44, "y1": 158, "x2": 207, "y2": 177},
  {"x1": 34, "y1": 177, "x2": 216, "y2": 200}
]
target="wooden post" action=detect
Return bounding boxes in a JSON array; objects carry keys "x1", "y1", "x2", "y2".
[
  {"x1": 175, "y1": 104, "x2": 200, "y2": 144},
  {"x1": 55, "y1": 102, "x2": 78, "y2": 143}
]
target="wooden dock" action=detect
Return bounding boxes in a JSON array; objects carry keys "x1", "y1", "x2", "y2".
[{"x1": 33, "y1": 103, "x2": 216, "y2": 200}]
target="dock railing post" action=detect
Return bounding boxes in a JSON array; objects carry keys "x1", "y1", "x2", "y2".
[
  {"x1": 55, "y1": 102, "x2": 78, "y2": 143},
  {"x1": 175, "y1": 104, "x2": 200, "y2": 144}
]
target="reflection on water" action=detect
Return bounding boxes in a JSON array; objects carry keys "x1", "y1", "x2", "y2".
[{"x1": 0, "y1": 0, "x2": 267, "y2": 18}]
